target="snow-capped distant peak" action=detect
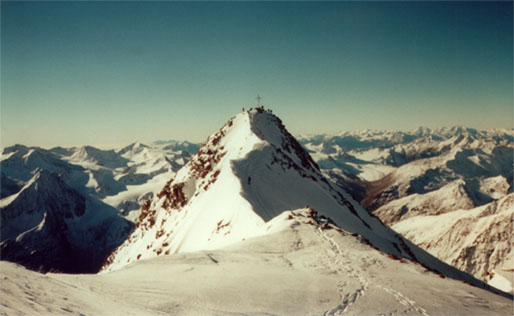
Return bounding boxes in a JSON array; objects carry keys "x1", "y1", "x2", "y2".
[
  {"x1": 1, "y1": 168, "x2": 133, "y2": 273},
  {"x1": 0, "y1": 169, "x2": 85, "y2": 220},
  {"x1": 117, "y1": 142, "x2": 149, "y2": 156}
]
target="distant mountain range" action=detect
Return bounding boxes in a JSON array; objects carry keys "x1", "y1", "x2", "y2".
[
  {"x1": 1, "y1": 123, "x2": 512, "y2": 291},
  {"x1": 0, "y1": 141, "x2": 198, "y2": 272},
  {"x1": 299, "y1": 126, "x2": 513, "y2": 293}
]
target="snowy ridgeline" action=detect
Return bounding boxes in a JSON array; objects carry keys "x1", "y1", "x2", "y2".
[{"x1": 1, "y1": 110, "x2": 513, "y2": 315}]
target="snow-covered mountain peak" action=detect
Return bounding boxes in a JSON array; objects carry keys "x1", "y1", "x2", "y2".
[
  {"x1": 1, "y1": 168, "x2": 133, "y2": 273},
  {"x1": 105, "y1": 109, "x2": 380, "y2": 270},
  {"x1": 413, "y1": 126, "x2": 432, "y2": 137},
  {"x1": 140, "y1": 109, "x2": 322, "y2": 222},
  {"x1": 117, "y1": 142, "x2": 149, "y2": 156},
  {"x1": 101, "y1": 109, "x2": 512, "y2": 300},
  {"x1": 68, "y1": 146, "x2": 129, "y2": 169},
  {"x1": 23, "y1": 169, "x2": 66, "y2": 194},
  {"x1": 1, "y1": 170, "x2": 86, "y2": 228},
  {"x1": 1, "y1": 144, "x2": 28, "y2": 157},
  {"x1": 248, "y1": 110, "x2": 321, "y2": 173}
]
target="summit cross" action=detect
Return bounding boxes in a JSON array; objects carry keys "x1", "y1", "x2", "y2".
[{"x1": 256, "y1": 95, "x2": 262, "y2": 107}]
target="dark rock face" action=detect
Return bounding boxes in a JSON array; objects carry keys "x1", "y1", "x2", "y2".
[
  {"x1": 0, "y1": 173, "x2": 22, "y2": 199},
  {"x1": 1, "y1": 170, "x2": 86, "y2": 241},
  {"x1": 0, "y1": 170, "x2": 133, "y2": 273}
]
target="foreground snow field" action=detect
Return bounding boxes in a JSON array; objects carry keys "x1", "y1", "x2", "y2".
[{"x1": 1, "y1": 215, "x2": 512, "y2": 316}]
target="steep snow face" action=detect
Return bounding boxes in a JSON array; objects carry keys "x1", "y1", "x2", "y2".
[
  {"x1": 0, "y1": 170, "x2": 133, "y2": 273},
  {"x1": 393, "y1": 193, "x2": 514, "y2": 293},
  {"x1": 2, "y1": 209, "x2": 512, "y2": 316},
  {"x1": 479, "y1": 175, "x2": 510, "y2": 200},
  {"x1": 103, "y1": 111, "x2": 268, "y2": 269},
  {"x1": 103, "y1": 110, "x2": 502, "y2": 293},
  {"x1": 1, "y1": 170, "x2": 86, "y2": 240}
]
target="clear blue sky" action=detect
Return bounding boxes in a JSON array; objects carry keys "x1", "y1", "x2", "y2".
[{"x1": 1, "y1": 1, "x2": 512, "y2": 148}]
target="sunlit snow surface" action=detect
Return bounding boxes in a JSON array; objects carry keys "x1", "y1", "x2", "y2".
[{"x1": 1, "y1": 213, "x2": 512, "y2": 316}]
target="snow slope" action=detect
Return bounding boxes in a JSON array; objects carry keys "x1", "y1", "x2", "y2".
[
  {"x1": 103, "y1": 109, "x2": 507, "y2": 301},
  {"x1": 1, "y1": 210, "x2": 511, "y2": 315},
  {"x1": 105, "y1": 109, "x2": 426, "y2": 271},
  {"x1": 393, "y1": 193, "x2": 514, "y2": 293}
]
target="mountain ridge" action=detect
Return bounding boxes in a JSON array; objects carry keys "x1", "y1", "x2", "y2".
[
  {"x1": 0, "y1": 169, "x2": 133, "y2": 273},
  {"x1": 300, "y1": 125, "x2": 513, "y2": 292},
  {"x1": 101, "y1": 109, "x2": 510, "y2": 300}
]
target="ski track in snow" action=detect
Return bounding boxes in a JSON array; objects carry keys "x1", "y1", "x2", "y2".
[
  {"x1": 1, "y1": 220, "x2": 512, "y2": 316},
  {"x1": 314, "y1": 227, "x2": 369, "y2": 315},
  {"x1": 315, "y1": 226, "x2": 430, "y2": 316},
  {"x1": 375, "y1": 285, "x2": 429, "y2": 316}
]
